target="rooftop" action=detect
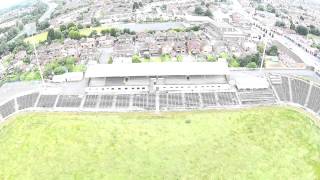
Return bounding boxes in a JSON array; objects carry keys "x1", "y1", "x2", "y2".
[{"x1": 85, "y1": 62, "x2": 230, "y2": 78}]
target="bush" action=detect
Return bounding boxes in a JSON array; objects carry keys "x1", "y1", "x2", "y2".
[
  {"x1": 132, "y1": 55, "x2": 141, "y2": 63},
  {"x1": 108, "y1": 57, "x2": 113, "y2": 64},
  {"x1": 275, "y1": 21, "x2": 285, "y2": 27},
  {"x1": 161, "y1": 54, "x2": 171, "y2": 62},
  {"x1": 246, "y1": 62, "x2": 257, "y2": 69},
  {"x1": 195, "y1": 6, "x2": 204, "y2": 15},
  {"x1": 296, "y1": 25, "x2": 308, "y2": 36},
  {"x1": 266, "y1": 45, "x2": 279, "y2": 56},
  {"x1": 176, "y1": 55, "x2": 183, "y2": 62},
  {"x1": 207, "y1": 55, "x2": 216, "y2": 62},
  {"x1": 53, "y1": 66, "x2": 66, "y2": 75}
]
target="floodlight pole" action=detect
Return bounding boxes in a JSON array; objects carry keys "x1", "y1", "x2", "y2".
[
  {"x1": 32, "y1": 39, "x2": 45, "y2": 86},
  {"x1": 260, "y1": 37, "x2": 267, "y2": 72}
]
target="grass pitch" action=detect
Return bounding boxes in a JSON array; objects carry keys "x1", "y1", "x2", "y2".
[{"x1": 0, "y1": 107, "x2": 320, "y2": 179}]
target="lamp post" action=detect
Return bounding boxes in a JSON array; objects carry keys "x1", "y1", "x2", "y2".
[{"x1": 32, "y1": 39, "x2": 45, "y2": 87}]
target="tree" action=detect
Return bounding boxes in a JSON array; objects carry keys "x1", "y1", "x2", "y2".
[
  {"x1": 296, "y1": 25, "x2": 308, "y2": 36},
  {"x1": 0, "y1": 41, "x2": 8, "y2": 56},
  {"x1": 60, "y1": 24, "x2": 67, "y2": 32},
  {"x1": 110, "y1": 28, "x2": 117, "y2": 37},
  {"x1": 53, "y1": 66, "x2": 66, "y2": 75},
  {"x1": 195, "y1": 6, "x2": 204, "y2": 15},
  {"x1": 68, "y1": 30, "x2": 81, "y2": 40},
  {"x1": 133, "y1": 2, "x2": 139, "y2": 11},
  {"x1": 67, "y1": 23, "x2": 76, "y2": 30},
  {"x1": 6, "y1": 27, "x2": 19, "y2": 41},
  {"x1": 266, "y1": 4, "x2": 275, "y2": 13},
  {"x1": 89, "y1": 30, "x2": 98, "y2": 38},
  {"x1": 123, "y1": 28, "x2": 131, "y2": 34},
  {"x1": 310, "y1": 26, "x2": 320, "y2": 36},
  {"x1": 47, "y1": 28, "x2": 55, "y2": 42},
  {"x1": 290, "y1": 21, "x2": 296, "y2": 30},
  {"x1": 54, "y1": 30, "x2": 63, "y2": 40},
  {"x1": 77, "y1": 24, "x2": 84, "y2": 29},
  {"x1": 132, "y1": 55, "x2": 141, "y2": 63},
  {"x1": 37, "y1": 21, "x2": 50, "y2": 31},
  {"x1": 204, "y1": 9, "x2": 213, "y2": 17},
  {"x1": 256, "y1": 5, "x2": 264, "y2": 11},
  {"x1": 246, "y1": 62, "x2": 257, "y2": 68},
  {"x1": 101, "y1": 29, "x2": 109, "y2": 35},
  {"x1": 238, "y1": 53, "x2": 260, "y2": 67},
  {"x1": 275, "y1": 21, "x2": 285, "y2": 27},
  {"x1": 266, "y1": 45, "x2": 279, "y2": 56}
]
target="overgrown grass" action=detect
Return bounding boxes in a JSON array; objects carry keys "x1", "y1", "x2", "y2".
[
  {"x1": 0, "y1": 107, "x2": 320, "y2": 179},
  {"x1": 24, "y1": 32, "x2": 48, "y2": 44},
  {"x1": 24, "y1": 26, "x2": 108, "y2": 44}
]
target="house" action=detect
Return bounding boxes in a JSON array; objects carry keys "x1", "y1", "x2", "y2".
[
  {"x1": 113, "y1": 42, "x2": 135, "y2": 57},
  {"x1": 186, "y1": 32, "x2": 198, "y2": 40},
  {"x1": 14, "y1": 50, "x2": 27, "y2": 61},
  {"x1": 117, "y1": 34, "x2": 133, "y2": 44},
  {"x1": 136, "y1": 32, "x2": 149, "y2": 42},
  {"x1": 64, "y1": 39, "x2": 79, "y2": 49},
  {"x1": 96, "y1": 35, "x2": 115, "y2": 47},
  {"x1": 176, "y1": 32, "x2": 187, "y2": 41},
  {"x1": 187, "y1": 40, "x2": 201, "y2": 54},
  {"x1": 80, "y1": 38, "x2": 96, "y2": 48},
  {"x1": 161, "y1": 42, "x2": 174, "y2": 55},
  {"x1": 166, "y1": 32, "x2": 176, "y2": 41},
  {"x1": 200, "y1": 40, "x2": 212, "y2": 53},
  {"x1": 174, "y1": 41, "x2": 187, "y2": 54},
  {"x1": 155, "y1": 31, "x2": 167, "y2": 42},
  {"x1": 148, "y1": 43, "x2": 161, "y2": 56}
]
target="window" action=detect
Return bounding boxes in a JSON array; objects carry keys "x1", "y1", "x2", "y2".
[
  {"x1": 187, "y1": 76, "x2": 190, "y2": 80},
  {"x1": 125, "y1": 77, "x2": 128, "y2": 82}
]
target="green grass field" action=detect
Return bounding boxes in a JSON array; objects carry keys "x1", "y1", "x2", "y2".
[
  {"x1": 24, "y1": 26, "x2": 109, "y2": 44},
  {"x1": 0, "y1": 107, "x2": 320, "y2": 179}
]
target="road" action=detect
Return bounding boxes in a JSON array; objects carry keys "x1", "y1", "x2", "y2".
[
  {"x1": 230, "y1": 0, "x2": 320, "y2": 68},
  {"x1": 38, "y1": 0, "x2": 58, "y2": 23}
]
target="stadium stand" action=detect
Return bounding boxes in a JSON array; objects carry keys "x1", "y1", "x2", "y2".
[
  {"x1": 159, "y1": 93, "x2": 168, "y2": 109},
  {"x1": 56, "y1": 95, "x2": 83, "y2": 108},
  {"x1": 238, "y1": 89, "x2": 276, "y2": 105},
  {"x1": 271, "y1": 75, "x2": 290, "y2": 102},
  {"x1": 37, "y1": 95, "x2": 58, "y2": 108},
  {"x1": 99, "y1": 95, "x2": 114, "y2": 108},
  {"x1": 216, "y1": 92, "x2": 239, "y2": 106},
  {"x1": 201, "y1": 92, "x2": 217, "y2": 107},
  {"x1": 306, "y1": 85, "x2": 320, "y2": 113},
  {"x1": 290, "y1": 79, "x2": 310, "y2": 106},
  {"x1": 3, "y1": 73, "x2": 320, "y2": 121},
  {"x1": 16, "y1": 93, "x2": 39, "y2": 110},
  {"x1": 132, "y1": 93, "x2": 156, "y2": 110},
  {"x1": 184, "y1": 93, "x2": 200, "y2": 108},
  {"x1": 0, "y1": 100, "x2": 15, "y2": 118},
  {"x1": 167, "y1": 93, "x2": 184, "y2": 108},
  {"x1": 115, "y1": 94, "x2": 131, "y2": 108},
  {"x1": 83, "y1": 95, "x2": 99, "y2": 108}
]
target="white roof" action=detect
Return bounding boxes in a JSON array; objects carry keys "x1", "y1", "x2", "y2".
[
  {"x1": 235, "y1": 75, "x2": 269, "y2": 90},
  {"x1": 52, "y1": 72, "x2": 84, "y2": 83},
  {"x1": 85, "y1": 62, "x2": 229, "y2": 78}
]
